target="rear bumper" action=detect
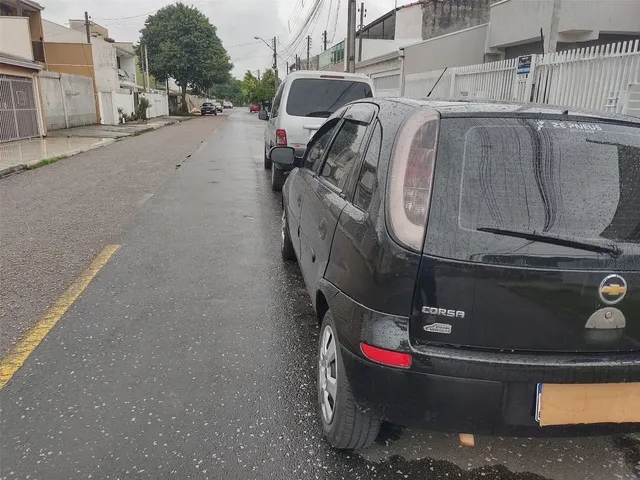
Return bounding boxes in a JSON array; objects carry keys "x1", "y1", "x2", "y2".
[
  {"x1": 320, "y1": 280, "x2": 640, "y2": 436},
  {"x1": 341, "y1": 347, "x2": 640, "y2": 436}
]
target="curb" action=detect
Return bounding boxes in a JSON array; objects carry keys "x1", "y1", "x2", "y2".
[{"x1": 0, "y1": 117, "x2": 194, "y2": 179}]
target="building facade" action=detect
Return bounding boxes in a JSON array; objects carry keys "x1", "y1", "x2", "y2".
[{"x1": 0, "y1": 0, "x2": 46, "y2": 142}]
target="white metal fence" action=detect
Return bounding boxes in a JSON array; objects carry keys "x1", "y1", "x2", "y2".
[
  {"x1": 39, "y1": 71, "x2": 96, "y2": 131},
  {"x1": 403, "y1": 40, "x2": 640, "y2": 116}
]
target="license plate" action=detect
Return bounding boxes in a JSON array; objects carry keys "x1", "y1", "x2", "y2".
[{"x1": 536, "y1": 383, "x2": 640, "y2": 426}]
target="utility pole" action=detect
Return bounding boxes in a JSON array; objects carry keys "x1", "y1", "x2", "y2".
[
  {"x1": 257, "y1": 69, "x2": 260, "y2": 81},
  {"x1": 84, "y1": 11, "x2": 91, "y2": 43},
  {"x1": 141, "y1": 43, "x2": 147, "y2": 90},
  {"x1": 286, "y1": 61, "x2": 289, "y2": 74},
  {"x1": 322, "y1": 30, "x2": 328, "y2": 51},
  {"x1": 15, "y1": 0, "x2": 22, "y2": 16},
  {"x1": 295, "y1": 54, "x2": 299, "y2": 71},
  {"x1": 546, "y1": 0, "x2": 562, "y2": 54},
  {"x1": 272, "y1": 36, "x2": 279, "y2": 86},
  {"x1": 358, "y1": 3, "x2": 366, "y2": 63},
  {"x1": 306, "y1": 35, "x2": 311, "y2": 70},
  {"x1": 346, "y1": 0, "x2": 357, "y2": 73},
  {"x1": 144, "y1": 44, "x2": 150, "y2": 91}
]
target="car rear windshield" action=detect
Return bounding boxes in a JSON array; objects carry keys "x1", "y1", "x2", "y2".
[
  {"x1": 286, "y1": 78, "x2": 372, "y2": 118},
  {"x1": 424, "y1": 117, "x2": 640, "y2": 270},
  {"x1": 202, "y1": 103, "x2": 212, "y2": 106}
]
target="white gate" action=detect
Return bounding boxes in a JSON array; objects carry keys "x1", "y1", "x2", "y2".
[
  {"x1": 0, "y1": 75, "x2": 40, "y2": 143},
  {"x1": 39, "y1": 71, "x2": 96, "y2": 130},
  {"x1": 99, "y1": 91, "x2": 115, "y2": 125}
]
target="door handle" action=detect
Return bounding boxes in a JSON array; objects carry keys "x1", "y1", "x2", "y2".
[{"x1": 318, "y1": 218, "x2": 328, "y2": 240}]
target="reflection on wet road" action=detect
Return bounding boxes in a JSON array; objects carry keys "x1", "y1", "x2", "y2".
[{"x1": 0, "y1": 111, "x2": 638, "y2": 480}]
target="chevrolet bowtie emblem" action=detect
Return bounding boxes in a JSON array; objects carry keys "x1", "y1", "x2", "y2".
[{"x1": 599, "y1": 275, "x2": 628, "y2": 305}]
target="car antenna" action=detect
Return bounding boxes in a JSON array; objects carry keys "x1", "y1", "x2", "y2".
[{"x1": 427, "y1": 67, "x2": 448, "y2": 98}]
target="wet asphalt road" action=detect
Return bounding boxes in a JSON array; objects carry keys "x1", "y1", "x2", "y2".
[{"x1": 1, "y1": 111, "x2": 639, "y2": 480}]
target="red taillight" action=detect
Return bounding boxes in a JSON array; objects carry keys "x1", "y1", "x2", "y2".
[
  {"x1": 276, "y1": 129, "x2": 287, "y2": 146},
  {"x1": 360, "y1": 343, "x2": 412, "y2": 369},
  {"x1": 387, "y1": 110, "x2": 440, "y2": 251}
]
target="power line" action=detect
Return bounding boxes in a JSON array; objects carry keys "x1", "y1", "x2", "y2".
[{"x1": 94, "y1": 0, "x2": 233, "y2": 24}]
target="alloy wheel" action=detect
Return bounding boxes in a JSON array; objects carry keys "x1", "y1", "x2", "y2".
[{"x1": 319, "y1": 324, "x2": 338, "y2": 424}]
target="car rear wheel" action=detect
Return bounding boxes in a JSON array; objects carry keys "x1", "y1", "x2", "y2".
[
  {"x1": 318, "y1": 311, "x2": 381, "y2": 450},
  {"x1": 281, "y1": 210, "x2": 295, "y2": 261},
  {"x1": 271, "y1": 165, "x2": 285, "y2": 191}
]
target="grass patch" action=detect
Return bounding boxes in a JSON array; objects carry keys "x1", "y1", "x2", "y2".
[{"x1": 25, "y1": 155, "x2": 68, "y2": 170}]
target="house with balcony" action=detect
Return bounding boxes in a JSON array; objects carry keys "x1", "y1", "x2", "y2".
[{"x1": 0, "y1": 0, "x2": 46, "y2": 142}]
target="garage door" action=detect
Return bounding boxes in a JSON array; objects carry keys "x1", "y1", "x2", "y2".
[{"x1": 0, "y1": 75, "x2": 40, "y2": 143}]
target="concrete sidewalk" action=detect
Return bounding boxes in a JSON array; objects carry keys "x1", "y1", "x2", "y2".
[{"x1": 0, "y1": 115, "x2": 194, "y2": 177}]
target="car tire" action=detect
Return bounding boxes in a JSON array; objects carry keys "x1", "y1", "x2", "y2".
[
  {"x1": 264, "y1": 149, "x2": 272, "y2": 170},
  {"x1": 281, "y1": 210, "x2": 296, "y2": 261},
  {"x1": 272, "y1": 166, "x2": 285, "y2": 192},
  {"x1": 318, "y1": 311, "x2": 381, "y2": 450}
]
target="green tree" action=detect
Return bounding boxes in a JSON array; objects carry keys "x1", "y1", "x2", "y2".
[
  {"x1": 241, "y1": 70, "x2": 278, "y2": 105},
  {"x1": 258, "y1": 70, "x2": 277, "y2": 104},
  {"x1": 209, "y1": 78, "x2": 244, "y2": 105},
  {"x1": 241, "y1": 71, "x2": 260, "y2": 104},
  {"x1": 138, "y1": 3, "x2": 232, "y2": 111}
]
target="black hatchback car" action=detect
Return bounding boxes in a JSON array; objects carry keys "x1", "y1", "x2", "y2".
[
  {"x1": 200, "y1": 102, "x2": 218, "y2": 115},
  {"x1": 269, "y1": 99, "x2": 640, "y2": 450}
]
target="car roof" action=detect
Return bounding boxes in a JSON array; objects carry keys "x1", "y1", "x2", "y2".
[
  {"x1": 284, "y1": 70, "x2": 372, "y2": 83},
  {"x1": 369, "y1": 98, "x2": 640, "y2": 125}
]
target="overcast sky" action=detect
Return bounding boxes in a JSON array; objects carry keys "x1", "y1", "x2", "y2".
[{"x1": 38, "y1": 0, "x2": 401, "y2": 78}]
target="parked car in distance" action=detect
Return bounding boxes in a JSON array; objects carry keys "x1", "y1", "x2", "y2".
[
  {"x1": 216, "y1": 102, "x2": 224, "y2": 113},
  {"x1": 249, "y1": 104, "x2": 261, "y2": 113},
  {"x1": 200, "y1": 102, "x2": 217, "y2": 116},
  {"x1": 259, "y1": 71, "x2": 374, "y2": 191},
  {"x1": 223, "y1": 101, "x2": 233, "y2": 109},
  {"x1": 272, "y1": 98, "x2": 640, "y2": 450}
]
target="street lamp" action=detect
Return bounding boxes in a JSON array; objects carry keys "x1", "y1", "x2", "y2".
[{"x1": 254, "y1": 36, "x2": 279, "y2": 85}]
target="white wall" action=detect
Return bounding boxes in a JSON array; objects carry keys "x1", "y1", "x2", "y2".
[
  {"x1": 403, "y1": 24, "x2": 489, "y2": 75},
  {"x1": 92, "y1": 38, "x2": 118, "y2": 92},
  {"x1": 42, "y1": 19, "x2": 86, "y2": 44},
  {"x1": 141, "y1": 92, "x2": 169, "y2": 118},
  {"x1": 0, "y1": 17, "x2": 33, "y2": 60},
  {"x1": 360, "y1": 39, "x2": 403, "y2": 62},
  {"x1": 91, "y1": 38, "x2": 118, "y2": 124},
  {"x1": 395, "y1": 5, "x2": 423, "y2": 41},
  {"x1": 115, "y1": 90, "x2": 135, "y2": 118},
  {"x1": 488, "y1": 0, "x2": 640, "y2": 49},
  {"x1": 356, "y1": 55, "x2": 401, "y2": 76},
  {"x1": 39, "y1": 70, "x2": 96, "y2": 130}
]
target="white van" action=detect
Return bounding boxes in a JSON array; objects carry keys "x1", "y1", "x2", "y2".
[{"x1": 261, "y1": 71, "x2": 375, "y2": 191}]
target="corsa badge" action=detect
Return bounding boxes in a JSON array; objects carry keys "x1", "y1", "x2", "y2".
[{"x1": 599, "y1": 274, "x2": 627, "y2": 305}]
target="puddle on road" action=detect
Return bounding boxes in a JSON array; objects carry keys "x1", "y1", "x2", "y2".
[
  {"x1": 353, "y1": 427, "x2": 640, "y2": 480},
  {"x1": 0, "y1": 136, "x2": 111, "y2": 168}
]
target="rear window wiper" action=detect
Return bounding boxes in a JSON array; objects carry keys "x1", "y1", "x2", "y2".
[
  {"x1": 476, "y1": 227, "x2": 623, "y2": 258},
  {"x1": 305, "y1": 111, "x2": 333, "y2": 118}
]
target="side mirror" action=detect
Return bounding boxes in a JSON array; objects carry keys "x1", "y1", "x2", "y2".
[
  {"x1": 269, "y1": 147, "x2": 296, "y2": 166},
  {"x1": 258, "y1": 110, "x2": 269, "y2": 121}
]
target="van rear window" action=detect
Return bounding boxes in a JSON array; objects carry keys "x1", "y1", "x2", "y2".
[
  {"x1": 425, "y1": 117, "x2": 640, "y2": 269},
  {"x1": 286, "y1": 79, "x2": 372, "y2": 118}
]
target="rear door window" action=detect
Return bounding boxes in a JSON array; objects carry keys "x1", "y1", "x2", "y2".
[
  {"x1": 319, "y1": 120, "x2": 369, "y2": 192},
  {"x1": 286, "y1": 78, "x2": 372, "y2": 118},
  {"x1": 354, "y1": 121, "x2": 382, "y2": 211},
  {"x1": 425, "y1": 118, "x2": 640, "y2": 269}
]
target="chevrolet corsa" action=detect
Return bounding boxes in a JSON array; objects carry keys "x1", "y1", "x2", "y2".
[{"x1": 270, "y1": 99, "x2": 640, "y2": 450}]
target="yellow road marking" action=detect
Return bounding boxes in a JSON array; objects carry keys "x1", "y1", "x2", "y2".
[{"x1": 0, "y1": 244, "x2": 120, "y2": 389}]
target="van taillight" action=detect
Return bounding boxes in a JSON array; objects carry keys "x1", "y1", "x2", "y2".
[
  {"x1": 387, "y1": 109, "x2": 439, "y2": 252},
  {"x1": 276, "y1": 129, "x2": 287, "y2": 146}
]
